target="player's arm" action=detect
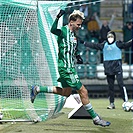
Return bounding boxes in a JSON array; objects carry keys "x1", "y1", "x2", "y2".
[
  {"x1": 84, "y1": 41, "x2": 104, "y2": 50},
  {"x1": 76, "y1": 55, "x2": 83, "y2": 64},
  {"x1": 94, "y1": 12, "x2": 102, "y2": 28},
  {"x1": 75, "y1": 51, "x2": 83, "y2": 64},
  {"x1": 75, "y1": 34, "x2": 104, "y2": 50},
  {"x1": 50, "y1": 10, "x2": 65, "y2": 36},
  {"x1": 108, "y1": 13, "x2": 115, "y2": 28},
  {"x1": 117, "y1": 39, "x2": 133, "y2": 49},
  {"x1": 75, "y1": 40, "x2": 83, "y2": 64}
]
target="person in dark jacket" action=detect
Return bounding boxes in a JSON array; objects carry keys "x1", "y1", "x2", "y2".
[
  {"x1": 84, "y1": 31, "x2": 133, "y2": 109},
  {"x1": 123, "y1": 22, "x2": 133, "y2": 64}
]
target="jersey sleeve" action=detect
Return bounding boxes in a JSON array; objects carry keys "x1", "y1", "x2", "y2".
[{"x1": 50, "y1": 18, "x2": 62, "y2": 36}]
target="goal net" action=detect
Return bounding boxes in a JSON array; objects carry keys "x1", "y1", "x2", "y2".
[{"x1": 0, "y1": 0, "x2": 70, "y2": 122}]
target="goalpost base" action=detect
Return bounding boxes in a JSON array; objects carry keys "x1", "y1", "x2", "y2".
[{"x1": 0, "y1": 119, "x2": 34, "y2": 123}]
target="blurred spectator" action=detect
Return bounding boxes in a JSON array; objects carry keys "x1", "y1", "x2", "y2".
[
  {"x1": 63, "y1": 3, "x2": 74, "y2": 25},
  {"x1": 94, "y1": 12, "x2": 115, "y2": 43},
  {"x1": 128, "y1": 1, "x2": 133, "y2": 17},
  {"x1": 123, "y1": 22, "x2": 133, "y2": 64},
  {"x1": 87, "y1": 15, "x2": 100, "y2": 40},
  {"x1": 79, "y1": 3, "x2": 90, "y2": 26},
  {"x1": 79, "y1": 4, "x2": 89, "y2": 18},
  {"x1": 93, "y1": 12, "x2": 115, "y2": 62}
]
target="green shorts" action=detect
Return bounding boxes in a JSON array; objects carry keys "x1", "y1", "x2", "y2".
[{"x1": 57, "y1": 67, "x2": 82, "y2": 90}]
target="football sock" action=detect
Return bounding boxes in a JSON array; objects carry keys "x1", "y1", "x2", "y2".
[
  {"x1": 110, "y1": 103, "x2": 115, "y2": 106},
  {"x1": 39, "y1": 86, "x2": 53, "y2": 93},
  {"x1": 84, "y1": 103, "x2": 97, "y2": 119}
]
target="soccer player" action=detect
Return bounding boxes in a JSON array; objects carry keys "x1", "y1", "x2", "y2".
[
  {"x1": 30, "y1": 9, "x2": 111, "y2": 127},
  {"x1": 84, "y1": 31, "x2": 133, "y2": 109}
]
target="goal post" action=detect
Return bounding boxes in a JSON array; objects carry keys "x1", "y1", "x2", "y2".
[{"x1": 0, "y1": 0, "x2": 70, "y2": 122}]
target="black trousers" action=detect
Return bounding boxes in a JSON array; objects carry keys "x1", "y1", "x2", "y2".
[{"x1": 106, "y1": 72, "x2": 128, "y2": 103}]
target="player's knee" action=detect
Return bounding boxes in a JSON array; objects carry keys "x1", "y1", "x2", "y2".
[{"x1": 77, "y1": 85, "x2": 88, "y2": 97}]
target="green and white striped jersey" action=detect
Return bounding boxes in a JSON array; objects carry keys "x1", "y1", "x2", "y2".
[{"x1": 51, "y1": 19, "x2": 78, "y2": 68}]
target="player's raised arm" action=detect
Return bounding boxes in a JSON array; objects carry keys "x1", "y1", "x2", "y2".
[
  {"x1": 50, "y1": 9, "x2": 65, "y2": 36},
  {"x1": 84, "y1": 41, "x2": 104, "y2": 50},
  {"x1": 117, "y1": 38, "x2": 133, "y2": 49}
]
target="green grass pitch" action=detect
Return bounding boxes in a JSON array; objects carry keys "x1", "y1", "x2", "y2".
[{"x1": 0, "y1": 98, "x2": 133, "y2": 133}]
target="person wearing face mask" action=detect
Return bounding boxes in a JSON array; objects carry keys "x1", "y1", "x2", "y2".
[{"x1": 83, "y1": 31, "x2": 133, "y2": 109}]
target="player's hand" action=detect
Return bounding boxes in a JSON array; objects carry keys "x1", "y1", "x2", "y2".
[
  {"x1": 76, "y1": 55, "x2": 83, "y2": 64},
  {"x1": 57, "y1": 9, "x2": 65, "y2": 19}
]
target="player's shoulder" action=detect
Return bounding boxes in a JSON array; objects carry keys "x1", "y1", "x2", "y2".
[
  {"x1": 61, "y1": 25, "x2": 67, "y2": 31},
  {"x1": 116, "y1": 40, "x2": 123, "y2": 48},
  {"x1": 116, "y1": 40, "x2": 123, "y2": 45},
  {"x1": 61, "y1": 25, "x2": 68, "y2": 37},
  {"x1": 101, "y1": 41, "x2": 106, "y2": 46}
]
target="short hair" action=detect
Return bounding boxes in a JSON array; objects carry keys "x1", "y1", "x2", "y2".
[{"x1": 68, "y1": 10, "x2": 85, "y2": 22}]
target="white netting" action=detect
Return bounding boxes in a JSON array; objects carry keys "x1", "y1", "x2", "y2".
[{"x1": 0, "y1": 0, "x2": 69, "y2": 122}]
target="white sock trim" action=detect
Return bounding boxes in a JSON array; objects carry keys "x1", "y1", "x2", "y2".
[
  {"x1": 83, "y1": 103, "x2": 92, "y2": 110},
  {"x1": 123, "y1": 86, "x2": 128, "y2": 102},
  {"x1": 93, "y1": 115, "x2": 99, "y2": 121},
  {"x1": 36, "y1": 86, "x2": 40, "y2": 92},
  {"x1": 47, "y1": 87, "x2": 53, "y2": 93}
]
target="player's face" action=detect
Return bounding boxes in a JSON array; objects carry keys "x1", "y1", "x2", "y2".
[{"x1": 71, "y1": 18, "x2": 82, "y2": 32}]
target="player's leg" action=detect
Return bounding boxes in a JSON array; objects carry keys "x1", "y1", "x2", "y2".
[
  {"x1": 66, "y1": 68, "x2": 111, "y2": 127},
  {"x1": 70, "y1": 68, "x2": 111, "y2": 126},
  {"x1": 116, "y1": 72, "x2": 128, "y2": 102},
  {"x1": 30, "y1": 85, "x2": 72, "y2": 103},
  {"x1": 30, "y1": 86, "x2": 56, "y2": 103},
  {"x1": 106, "y1": 75, "x2": 115, "y2": 109},
  {"x1": 57, "y1": 67, "x2": 99, "y2": 121},
  {"x1": 76, "y1": 85, "x2": 97, "y2": 118},
  {"x1": 77, "y1": 85, "x2": 111, "y2": 127},
  {"x1": 30, "y1": 68, "x2": 74, "y2": 103}
]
